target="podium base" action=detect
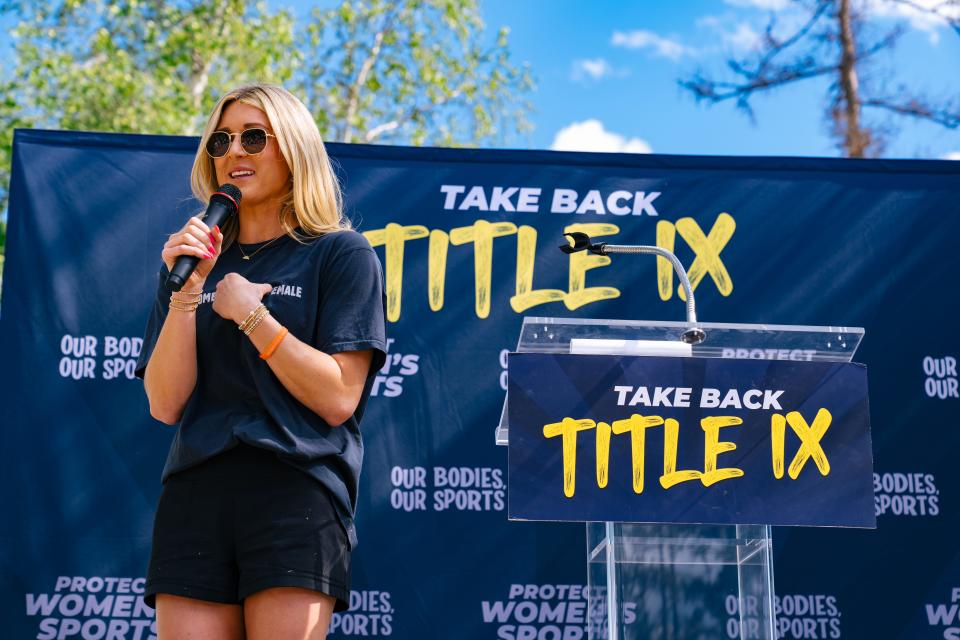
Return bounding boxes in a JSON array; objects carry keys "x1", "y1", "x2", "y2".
[{"x1": 586, "y1": 523, "x2": 776, "y2": 640}]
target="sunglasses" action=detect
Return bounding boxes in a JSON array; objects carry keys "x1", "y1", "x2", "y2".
[{"x1": 205, "y1": 128, "x2": 276, "y2": 158}]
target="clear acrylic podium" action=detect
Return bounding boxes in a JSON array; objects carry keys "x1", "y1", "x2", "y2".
[{"x1": 497, "y1": 317, "x2": 864, "y2": 640}]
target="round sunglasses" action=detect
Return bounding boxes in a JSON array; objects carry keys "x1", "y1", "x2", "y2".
[{"x1": 205, "y1": 128, "x2": 276, "y2": 158}]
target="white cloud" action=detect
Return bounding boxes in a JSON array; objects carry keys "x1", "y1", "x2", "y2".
[
  {"x1": 550, "y1": 120, "x2": 653, "y2": 154},
  {"x1": 721, "y1": 0, "x2": 959, "y2": 46},
  {"x1": 571, "y1": 58, "x2": 613, "y2": 81},
  {"x1": 611, "y1": 30, "x2": 696, "y2": 60},
  {"x1": 942, "y1": 151, "x2": 960, "y2": 160},
  {"x1": 698, "y1": 7, "x2": 815, "y2": 53},
  {"x1": 703, "y1": 17, "x2": 763, "y2": 50},
  {"x1": 724, "y1": 0, "x2": 791, "y2": 10},
  {"x1": 724, "y1": 22, "x2": 763, "y2": 50},
  {"x1": 862, "y1": 0, "x2": 959, "y2": 44},
  {"x1": 696, "y1": 14, "x2": 766, "y2": 52}
]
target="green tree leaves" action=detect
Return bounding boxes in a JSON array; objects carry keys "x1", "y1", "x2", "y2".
[
  {"x1": 300, "y1": 0, "x2": 533, "y2": 147},
  {"x1": 0, "y1": 0, "x2": 533, "y2": 224}
]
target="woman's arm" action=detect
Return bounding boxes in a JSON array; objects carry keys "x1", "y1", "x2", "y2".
[
  {"x1": 212, "y1": 271, "x2": 376, "y2": 426},
  {"x1": 249, "y1": 313, "x2": 373, "y2": 425},
  {"x1": 143, "y1": 219, "x2": 223, "y2": 424},
  {"x1": 143, "y1": 303, "x2": 202, "y2": 424}
]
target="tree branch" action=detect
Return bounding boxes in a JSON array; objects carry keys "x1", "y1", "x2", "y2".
[
  {"x1": 679, "y1": 0, "x2": 835, "y2": 120},
  {"x1": 343, "y1": 7, "x2": 399, "y2": 142},
  {"x1": 862, "y1": 95, "x2": 960, "y2": 128},
  {"x1": 187, "y1": 0, "x2": 230, "y2": 126},
  {"x1": 858, "y1": 24, "x2": 904, "y2": 59},
  {"x1": 837, "y1": 0, "x2": 869, "y2": 156},
  {"x1": 742, "y1": 0, "x2": 832, "y2": 78},
  {"x1": 680, "y1": 63, "x2": 836, "y2": 120},
  {"x1": 363, "y1": 84, "x2": 467, "y2": 143}
]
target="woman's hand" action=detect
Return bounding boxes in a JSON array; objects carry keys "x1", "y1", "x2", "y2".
[
  {"x1": 212, "y1": 273, "x2": 273, "y2": 325},
  {"x1": 161, "y1": 216, "x2": 224, "y2": 290}
]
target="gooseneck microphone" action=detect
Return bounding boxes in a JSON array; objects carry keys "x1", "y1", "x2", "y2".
[{"x1": 165, "y1": 184, "x2": 242, "y2": 292}]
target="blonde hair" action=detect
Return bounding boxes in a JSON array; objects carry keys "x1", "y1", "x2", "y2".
[{"x1": 190, "y1": 84, "x2": 349, "y2": 246}]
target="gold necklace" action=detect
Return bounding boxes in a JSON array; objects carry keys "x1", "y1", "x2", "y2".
[{"x1": 236, "y1": 234, "x2": 284, "y2": 261}]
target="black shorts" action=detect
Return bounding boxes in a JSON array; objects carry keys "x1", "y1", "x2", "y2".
[{"x1": 145, "y1": 443, "x2": 351, "y2": 612}]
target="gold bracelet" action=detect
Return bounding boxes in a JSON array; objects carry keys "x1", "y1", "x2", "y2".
[
  {"x1": 243, "y1": 306, "x2": 271, "y2": 336},
  {"x1": 238, "y1": 303, "x2": 265, "y2": 333},
  {"x1": 169, "y1": 289, "x2": 203, "y2": 312},
  {"x1": 170, "y1": 290, "x2": 202, "y2": 302},
  {"x1": 239, "y1": 304, "x2": 269, "y2": 334}
]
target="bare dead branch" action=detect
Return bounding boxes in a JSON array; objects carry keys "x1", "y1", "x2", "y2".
[
  {"x1": 858, "y1": 24, "x2": 905, "y2": 59},
  {"x1": 679, "y1": 0, "x2": 835, "y2": 119},
  {"x1": 862, "y1": 96, "x2": 960, "y2": 128},
  {"x1": 680, "y1": 0, "x2": 958, "y2": 157},
  {"x1": 680, "y1": 63, "x2": 836, "y2": 113},
  {"x1": 746, "y1": 0, "x2": 833, "y2": 77}
]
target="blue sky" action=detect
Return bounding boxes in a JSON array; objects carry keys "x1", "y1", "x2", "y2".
[
  {"x1": 2, "y1": 0, "x2": 958, "y2": 159},
  {"x1": 479, "y1": 0, "x2": 960, "y2": 159}
]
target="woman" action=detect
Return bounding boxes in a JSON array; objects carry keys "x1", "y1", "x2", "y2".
[{"x1": 135, "y1": 84, "x2": 387, "y2": 639}]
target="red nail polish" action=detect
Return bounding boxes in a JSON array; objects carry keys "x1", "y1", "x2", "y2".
[{"x1": 214, "y1": 225, "x2": 220, "y2": 234}]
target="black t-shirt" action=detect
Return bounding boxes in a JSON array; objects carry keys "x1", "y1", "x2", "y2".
[{"x1": 135, "y1": 228, "x2": 388, "y2": 548}]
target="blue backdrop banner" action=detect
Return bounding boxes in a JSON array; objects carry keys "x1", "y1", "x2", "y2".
[
  {"x1": 1, "y1": 128, "x2": 959, "y2": 639},
  {"x1": 507, "y1": 354, "x2": 874, "y2": 528}
]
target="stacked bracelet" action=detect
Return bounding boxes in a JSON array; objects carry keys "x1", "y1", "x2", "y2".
[
  {"x1": 238, "y1": 303, "x2": 265, "y2": 331},
  {"x1": 238, "y1": 303, "x2": 270, "y2": 335},
  {"x1": 168, "y1": 289, "x2": 203, "y2": 312}
]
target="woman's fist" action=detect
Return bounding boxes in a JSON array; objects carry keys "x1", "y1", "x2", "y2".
[{"x1": 212, "y1": 273, "x2": 274, "y2": 325}]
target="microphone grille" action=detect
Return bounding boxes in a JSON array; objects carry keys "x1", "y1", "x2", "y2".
[{"x1": 218, "y1": 183, "x2": 242, "y2": 203}]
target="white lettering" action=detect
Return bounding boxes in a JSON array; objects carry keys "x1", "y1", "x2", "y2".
[
  {"x1": 459, "y1": 186, "x2": 489, "y2": 210},
  {"x1": 517, "y1": 188, "x2": 542, "y2": 213},
  {"x1": 606, "y1": 190, "x2": 632, "y2": 215},
  {"x1": 440, "y1": 184, "x2": 465, "y2": 209},
  {"x1": 633, "y1": 191, "x2": 661, "y2": 216},
  {"x1": 551, "y1": 189, "x2": 578, "y2": 214}
]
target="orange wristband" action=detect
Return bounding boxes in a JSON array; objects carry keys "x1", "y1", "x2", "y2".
[{"x1": 259, "y1": 326, "x2": 289, "y2": 360}]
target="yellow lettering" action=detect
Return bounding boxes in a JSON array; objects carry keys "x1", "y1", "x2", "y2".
[
  {"x1": 786, "y1": 409, "x2": 832, "y2": 479},
  {"x1": 428, "y1": 229, "x2": 449, "y2": 311},
  {"x1": 363, "y1": 223, "x2": 429, "y2": 322},
  {"x1": 365, "y1": 214, "x2": 736, "y2": 320},
  {"x1": 701, "y1": 416, "x2": 745, "y2": 487},
  {"x1": 596, "y1": 421, "x2": 612, "y2": 489},
  {"x1": 543, "y1": 417, "x2": 596, "y2": 498},
  {"x1": 771, "y1": 413, "x2": 786, "y2": 479},
  {"x1": 611, "y1": 414, "x2": 664, "y2": 494},
  {"x1": 659, "y1": 418, "x2": 703, "y2": 488},
  {"x1": 676, "y1": 213, "x2": 735, "y2": 301},
  {"x1": 450, "y1": 220, "x2": 518, "y2": 318},
  {"x1": 656, "y1": 220, "x2": 676, "y2": 301},
  {"x1": 563, "y1": 223, "x2": 621, "y2": 310},
  {"x1": 511, "y1": 225, "x2": 566, "y2": 312}
]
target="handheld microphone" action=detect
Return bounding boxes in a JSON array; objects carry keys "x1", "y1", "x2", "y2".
[{"x1": 165, "y1": 184, "x2": 242, "y2": 292}]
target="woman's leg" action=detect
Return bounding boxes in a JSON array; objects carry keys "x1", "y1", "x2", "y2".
[
  {"x1": 156, "y1": 594, "x2": 245, "y2": 640},
  {"x1": 243, "y1": 587, "x2": 337, "y2": 640}
]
